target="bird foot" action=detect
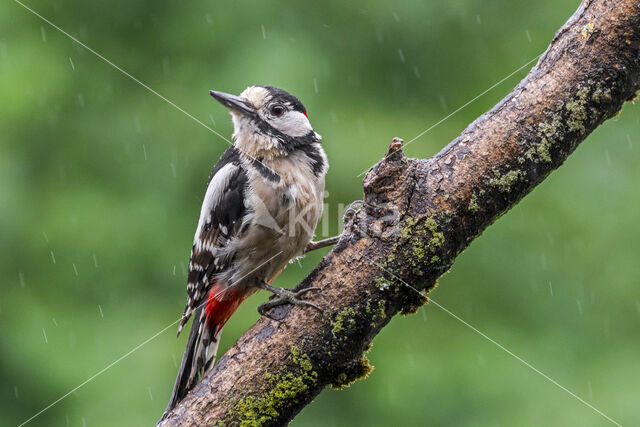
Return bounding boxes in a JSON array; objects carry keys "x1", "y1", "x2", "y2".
[
  {"x1": 258, "y1": 283, "x2": 322, "y2": 316},
  {"x1": 304, "y1": 235, "x2": 341, "y2": 253}
]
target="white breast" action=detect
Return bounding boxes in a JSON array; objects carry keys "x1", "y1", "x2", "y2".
[{"x1": 218, "y1": 147, "x2": 327, "y2": 288}]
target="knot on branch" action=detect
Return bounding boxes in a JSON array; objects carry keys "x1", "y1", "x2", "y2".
[
  {"x1": 363, "y1": 137, "x2": 408, "y2": 202},
  {"x1": 386, "y1": 137, "x2": 405, "y2": 158}
]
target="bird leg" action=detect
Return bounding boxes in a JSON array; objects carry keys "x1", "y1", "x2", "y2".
[
  {"x1": 258, "y1": 282, "x2": 322, "y2": 316},
  {"x1": 303, "y1": 200, "x2": 363, "y2": 254},
  {"x1": 304, "y1": 236, "x2": 341, "y2": 253}
]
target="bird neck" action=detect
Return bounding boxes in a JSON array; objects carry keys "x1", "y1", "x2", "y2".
[{"x1": 233, "y1": 132, "x2": 288, "y2": 161}]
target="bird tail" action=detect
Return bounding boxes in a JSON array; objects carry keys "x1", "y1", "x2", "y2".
[{"x1": 161, "y1": 282, "x2": 248, "y2": 421}]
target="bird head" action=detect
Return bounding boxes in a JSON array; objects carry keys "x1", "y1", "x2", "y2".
[{"x1": 210, "y1": 85, "x2": 321, "y2": 159}]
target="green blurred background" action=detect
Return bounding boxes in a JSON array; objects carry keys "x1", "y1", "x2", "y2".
[{"x1": 2, "y1": 0, "x2": 638, "y2": 425}]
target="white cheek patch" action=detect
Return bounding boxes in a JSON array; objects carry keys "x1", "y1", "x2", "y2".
[
  {"x1": 231, "y1": 114, "x2": 256, "y2": 140},
  {"x1": 271, "y1": 111, "x2": 313, "y2": 137}
]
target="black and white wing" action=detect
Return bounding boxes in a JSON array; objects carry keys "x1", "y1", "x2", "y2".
[{"x1": 177, "y1": 147, "x2": 248, "y2": 334}]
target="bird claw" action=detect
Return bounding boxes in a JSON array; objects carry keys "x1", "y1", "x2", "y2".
[
  {"x1": 343, "y1": 200, "x2": 363, "y2": 223},
  {"x1": 258, "y1": 284, "x2": 322, "y2": 316}
]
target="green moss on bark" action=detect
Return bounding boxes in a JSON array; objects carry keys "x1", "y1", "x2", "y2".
[
  {"x1": 226, "y1": 346, "x2": 318, "y2": 426},
  {"x1": 566, "y1": 87, "x2": 589, "y2": 134},
  {"x1": 331, "y1": 308, "x2": 357, "y2": 339},
  {"x1": 468, "y1": 193, "x2": 480, "y2": 212},
  {"x1": 490, "y1": 169, "x2": 525, "y2": 193},
  {"x1": 330, "y1": 355, "x2": 374, "y2": 390},
  {"x1": 592, "y1": 84, "x2": 612, "y2": 104},
  {"x1": 365, "y1": 299, "x2": 387, "y2": 323}
]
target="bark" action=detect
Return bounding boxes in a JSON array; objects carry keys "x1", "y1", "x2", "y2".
[{"x1": 159, "y1": 0, "x2": 640, "y2": 425}]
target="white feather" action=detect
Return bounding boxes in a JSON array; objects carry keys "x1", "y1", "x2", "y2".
[{"x1": 271, "y1": 110, "x2": 313, "y2": 137}]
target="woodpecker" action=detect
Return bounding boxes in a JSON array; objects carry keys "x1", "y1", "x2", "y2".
[{"x1": 162, "y1": 85, "x2": 328, "y2": 416}]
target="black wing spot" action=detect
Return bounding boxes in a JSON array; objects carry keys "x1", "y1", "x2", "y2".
[
  {"x1": 207, "y1": 146, "x2": 242, "y2": 184},
  {"x1": 184, "y1": 149, "x2": 249, "y2": 318},
  {"x1": 210, "y1": 168, "x2": 247, "y2": 235}
]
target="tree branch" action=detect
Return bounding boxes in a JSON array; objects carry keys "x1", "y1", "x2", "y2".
[{"x1": 159, "y1": 0, "x2": 640, "y2": 425}]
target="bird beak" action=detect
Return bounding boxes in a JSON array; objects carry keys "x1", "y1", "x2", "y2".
[{"x1": 210, "y1": 90, "x2": 256, "y2": 117}]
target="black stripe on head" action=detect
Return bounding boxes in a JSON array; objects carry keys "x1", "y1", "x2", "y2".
[
  {"x1": 254, "y1": 117, "x2": 320, "y2": 152},
  {"x1": 257, "y1": 85, "x2": 307, "y2": 114},
  {"x1": 252, "y1": 85, "x2": 321, "y2": 153}
]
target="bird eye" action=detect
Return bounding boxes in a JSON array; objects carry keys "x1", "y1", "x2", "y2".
[{"x1": 270, "y1": 104, "x2": 285, "y2": 117}]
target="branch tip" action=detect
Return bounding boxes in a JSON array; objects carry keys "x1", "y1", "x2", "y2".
[{"x1": 386, "y1": 137, "x2": 404, "y2": 157}]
